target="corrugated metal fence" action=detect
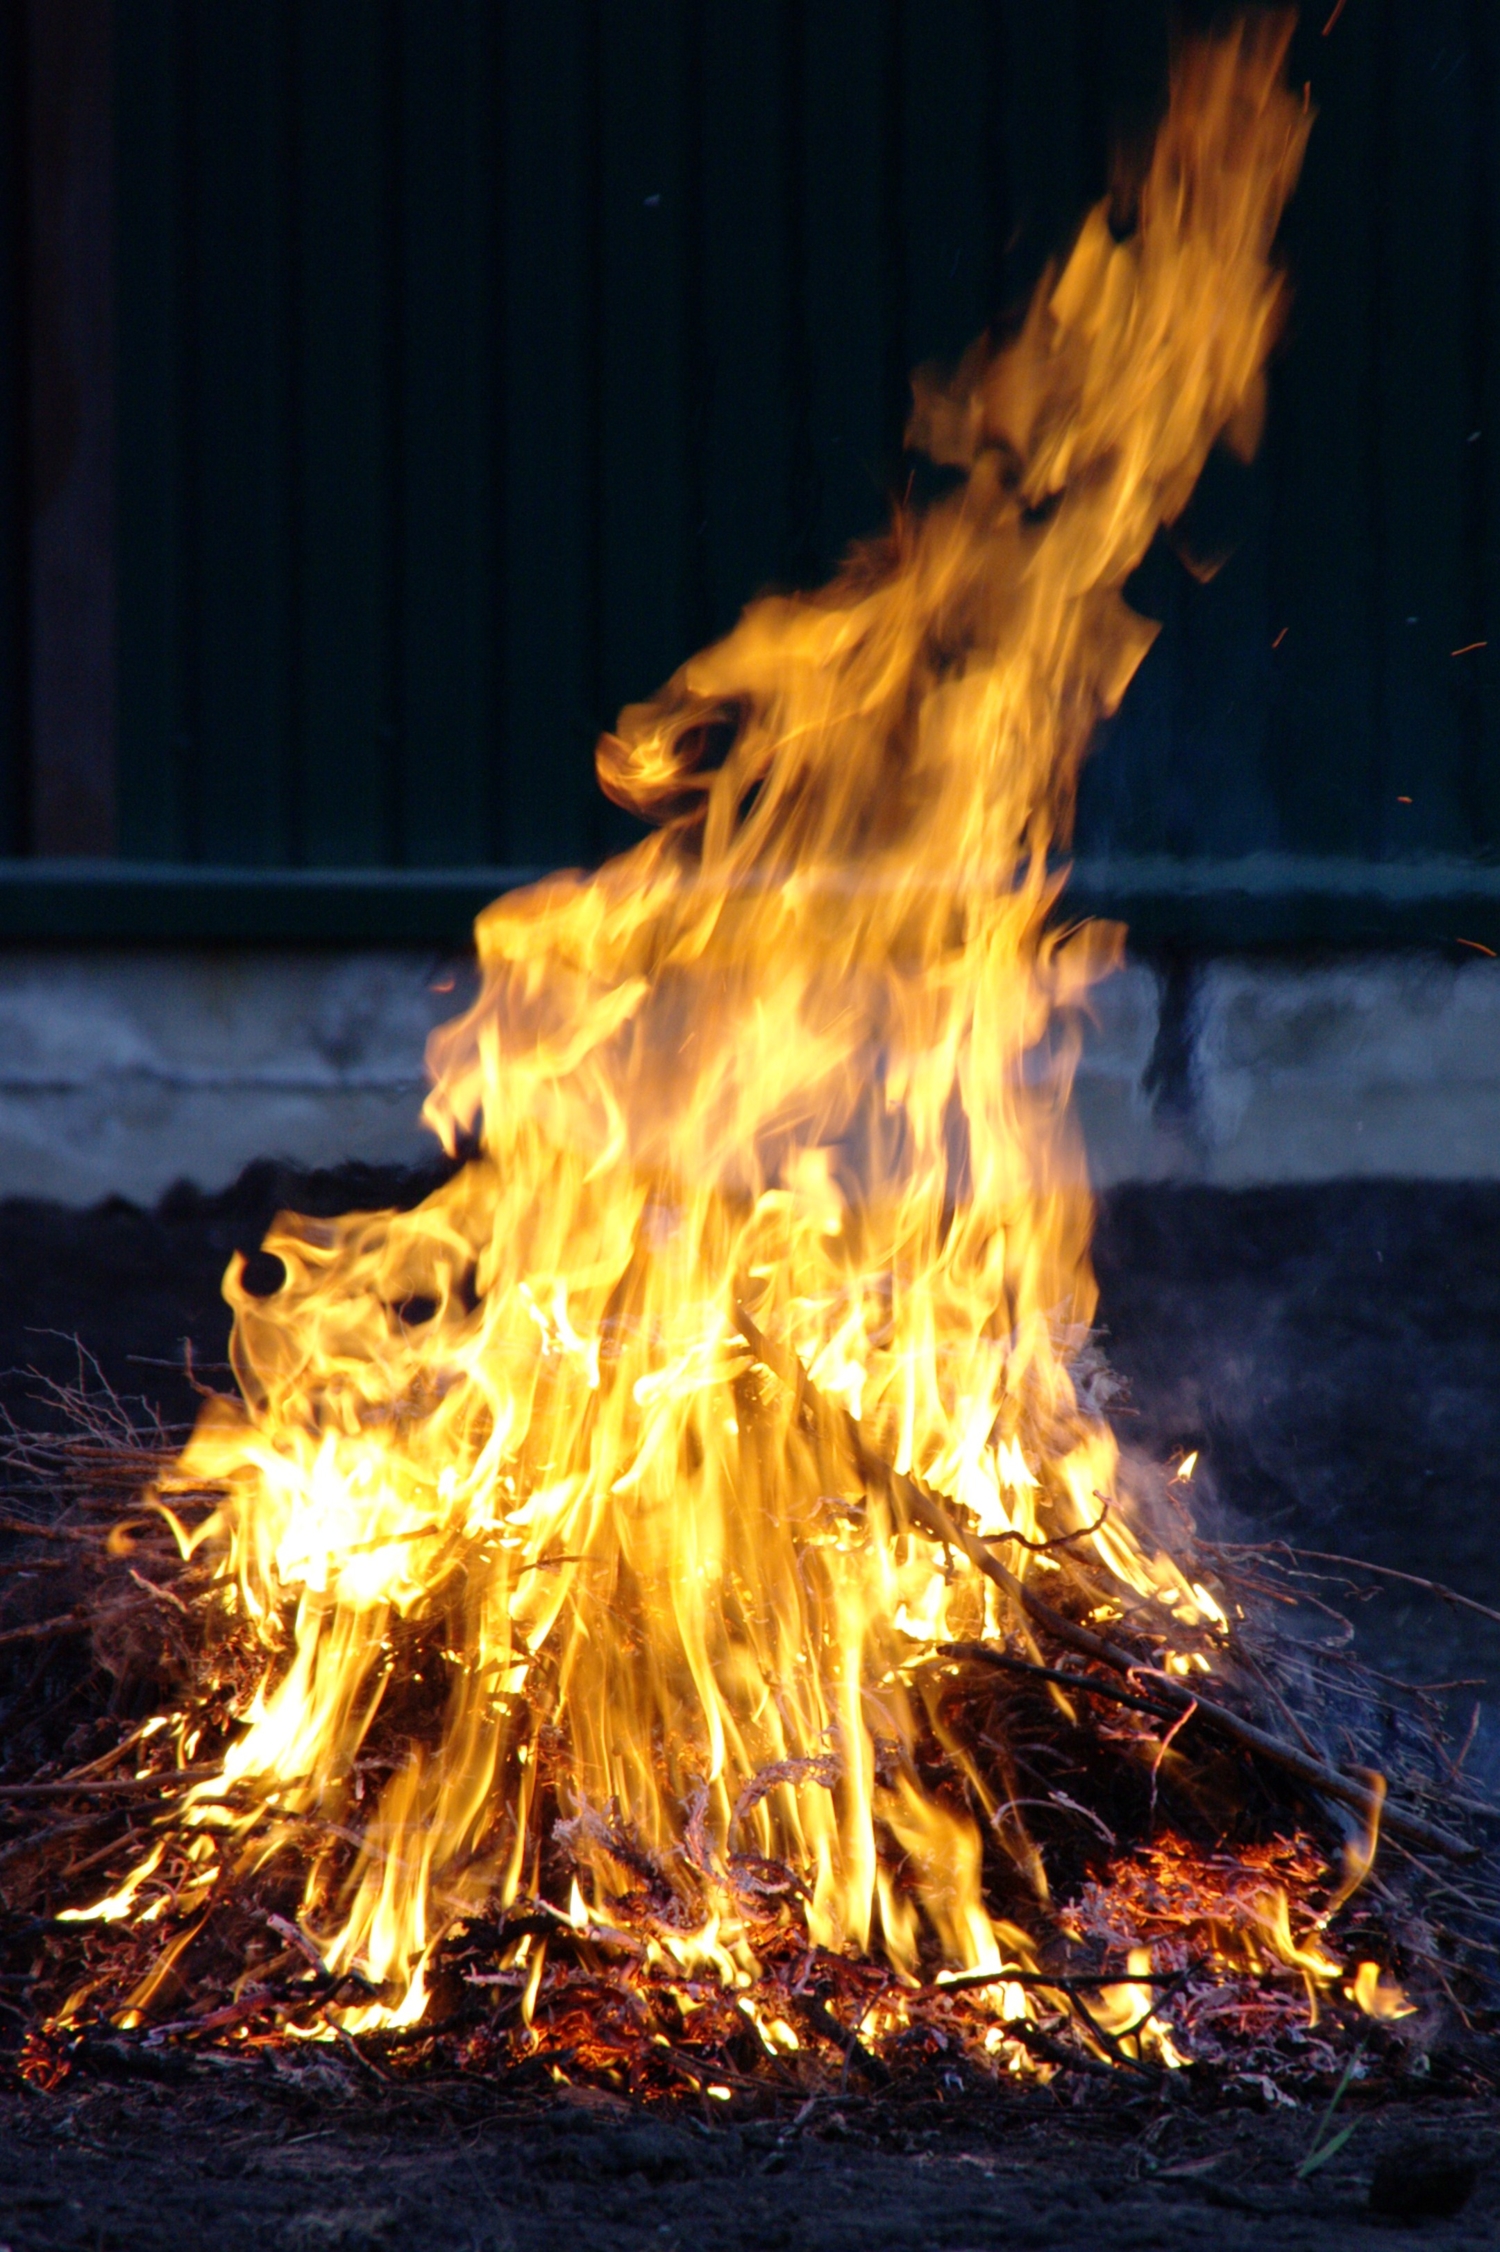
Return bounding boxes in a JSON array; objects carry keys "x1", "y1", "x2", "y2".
[{"x1": 2, "y1": 1, "x2": 1498, "y2": 934}]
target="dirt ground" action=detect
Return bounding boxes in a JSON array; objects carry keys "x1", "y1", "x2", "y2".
[
  {"x1": 0, "y1": 1165, "x2": 1495, "y2": 2246},
  {"x1": 0, "y1": 2068, "x2": 1492, "y2": 2252}
]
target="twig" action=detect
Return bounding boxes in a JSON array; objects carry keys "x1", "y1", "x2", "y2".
[
  {"x1": 328, "y1": 2023, "x2": 394, "y2": 2084},
  {"x1": 140, "y1": 1997, "x2": 273, "y2": 2045},
  {"x1": 999, "y1": 2018, "x2": 1113, "y2": 2078},
  {"x1": 797, "y1": 1990, "x2": 888, "y2": 2084},
  {"x1": 0, "y1": 1764, "x2": 222, "y2": 1800},
  {"x1": 1232, "y1": 1644, "x2": 1322, "y2": 1760},
  {"x1": 930, "y1": 1967, "x2": 1192, "y2": 1997},
  {"x1": 931, "y1": 1642, "x2": 1177, "y2": 1719},
  {"x1": 0, "y1": 1515, "x2": 99, "y2": 1545},
  {"x1": 52, "y1": 1715, "x2": 185, "y2": 1784},
  {"x1": 993, "y1": 1498, "x2": 1112, "y2": 1556},
  {"x1": 1403, "y1": 1782, "x2": 1500, "y2": 1823},
  {"x1": 1065, "y1": 1988, "x2": 1160, "y2": 2078},
  {"x1": 0, "y1": 1612, "x2": 90, "y2": 1650},
  {"x1": 838, "y1": 1981, "x2": 889, "y2": 2094},
  {"x1": 1447, "y1": 1701, "x2": 1483, "y2": 1783},
  {"x1": 1149, "y1": 1697, "x2": 1198, "y2": 1824},
  {"x1": 62, "y1": 1827, "x2": 151, "y2": 1883},
  {"x1": 1261, "y1": 1545, "x2": 1500, "y2": 1632},
  {"x1": 127, "y1": 1568, "x2": 190, "y2": 1615}
]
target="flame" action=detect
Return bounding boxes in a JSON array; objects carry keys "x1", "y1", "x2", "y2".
[
  {"x1": 1093, "y1": 1946, "x2": 1189, "y2": 2070},
  {"x1": 104, "y1": 25, "x2": 1311, "y2": 2029},
  {"x1": 1346, "y1": 1960, "x2": 1413, "y2": 2021}
]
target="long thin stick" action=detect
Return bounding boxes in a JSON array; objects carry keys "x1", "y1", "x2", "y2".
[
  {"x1": 732, "y1": 1303, "x2": 1478, "y2": 1862},
  {"x1": 932, "y1": 1642, "x2": 1177, "y2": 1718},
  {"x1": 0, "y1": 1612, "x2": 90, "y2": 1650},
  {"x1": 0, "y1": 1764, "x2": 222, "y2": 1801},
  {"x1": 1248, "y1": 1544, "x2": 1500, "y2": 1633},
  {"x1": 929, "y1": 1966, "x2": 1190, "y2": 1996},
  {"x1": 0, "y1": 1516, "x2": 99, "y2": 1545}
]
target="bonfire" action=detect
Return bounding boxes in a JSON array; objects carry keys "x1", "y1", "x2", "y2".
[{"x1": 0, "y1": 18, "x2": 1494, "y2": 2109}]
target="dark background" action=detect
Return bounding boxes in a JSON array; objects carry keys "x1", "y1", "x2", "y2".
[{"x1": 0, "y1": 0, "x2": 1497, "y2": 937}]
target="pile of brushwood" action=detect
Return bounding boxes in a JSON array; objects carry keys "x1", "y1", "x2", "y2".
[{"x1": 0, "y1": 1340, "x2": 1495, "y2": 2119}]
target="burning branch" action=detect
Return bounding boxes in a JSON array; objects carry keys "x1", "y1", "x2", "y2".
[{"x1": 731, "y1": 1302, "x2": 1476, "y2": 1863}]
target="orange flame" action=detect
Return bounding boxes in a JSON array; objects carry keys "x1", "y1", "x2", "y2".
[{"x1": 110, "y1": 24, "x2": 1310, "y2": 2028}]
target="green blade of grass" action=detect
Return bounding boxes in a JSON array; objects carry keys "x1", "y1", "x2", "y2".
[{"x1": 1296, "y1": 2119, "x2": 1359, "y2": 2180}]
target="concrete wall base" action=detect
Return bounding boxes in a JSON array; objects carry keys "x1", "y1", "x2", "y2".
[
  {"x1": 1083, "y1": 954, "x2": 1500, "y2": 1186},
  {"x1": 0, "y1": 950, "x2": 469, "y2": 1203},
  {"x1": 0, "y1": 946, "x2": 1494, "y2": 1205}
]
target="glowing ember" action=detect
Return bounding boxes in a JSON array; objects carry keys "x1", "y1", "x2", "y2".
[{"x1": 63, "y1": 25, "x2": 1409, "y2": 2065}]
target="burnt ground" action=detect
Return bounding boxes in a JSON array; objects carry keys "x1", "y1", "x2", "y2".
[{"x1": 0, "y1": 1165, "x2": 1495, "y2": 2247}]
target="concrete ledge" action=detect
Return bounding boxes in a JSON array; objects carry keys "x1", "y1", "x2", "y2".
[
  {"x1": 1193, "y1": 956, "x2": 1500, "y2": 1181},
  {"x1": 0, "y1": 864, "x2": 544, "y2": 944},
  {"x1": 4, "y1": 851, "x2": 1500, "y2": 949},
  {"x1": 0, "y1": 944, "x2": 1494, "y2": 1204},
  {"x1": 1065, "y1": 852, "x2": 1500, "y2": 950},
  {"x1": 1078, "y1": 953, "x2": 1500, "y2": 1185},
  {"x1": 0, "y1": 950, "x2": 472, "y2": 1203}
]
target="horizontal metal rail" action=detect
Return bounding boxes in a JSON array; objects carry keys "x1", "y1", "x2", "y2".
[{"x1": 2, "y1": 855, "x2": 1500, "y2": 949}]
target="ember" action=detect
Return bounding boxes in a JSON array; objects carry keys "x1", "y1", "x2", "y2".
[{"x1": 0, "y1": 18, "x2": 1495, "y2": 2108}]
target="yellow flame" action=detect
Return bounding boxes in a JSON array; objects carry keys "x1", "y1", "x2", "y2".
[
  {"x1": 1093, "y1": 1946, "x2": 1188, "y2": 2069},
  {"x1": 57, "y1": 1839, "x2": 167, "y2": 1926},
  {"x1": 1347, "y1": 1960, "x2": 1414, "y2": 2021},
  {"x1": 103, "y1": 24, "x2": 1307, "y2": 2027}
]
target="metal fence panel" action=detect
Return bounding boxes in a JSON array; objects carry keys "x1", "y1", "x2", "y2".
[{"x1": 0, "y1": 2, "x2": 1494, "y2": 927}]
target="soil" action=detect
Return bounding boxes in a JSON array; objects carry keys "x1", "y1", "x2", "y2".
[
  {"x1": 0, "y1": 1163, "x2": 1495, "y2": 2246},
  {"x1": 0, "y1": 2072, "x2": 1493, "y2": 2251}
]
